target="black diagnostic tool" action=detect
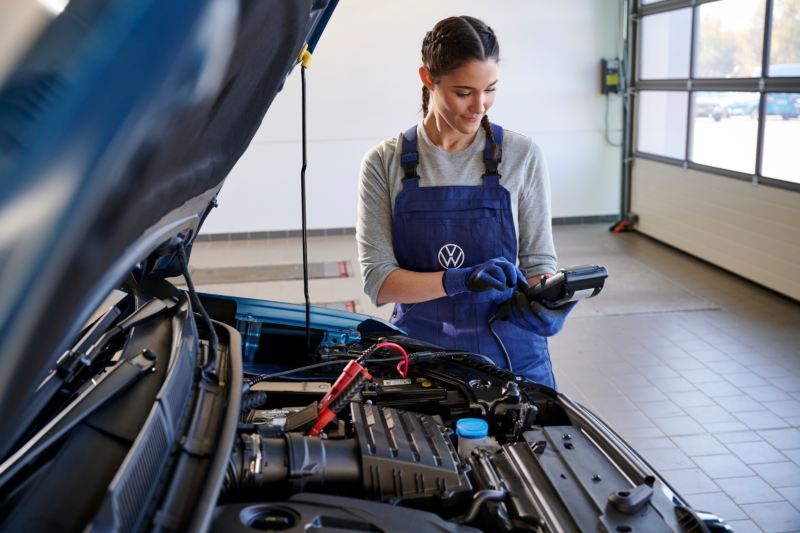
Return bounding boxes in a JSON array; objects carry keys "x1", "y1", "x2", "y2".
[{"x1": 527, "y1": 265, "x2": 608, "y2": 308}]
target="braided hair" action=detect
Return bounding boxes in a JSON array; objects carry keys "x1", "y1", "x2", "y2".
[{"x1": 420, "y1": 16, "x2": 500, "y2": 158}]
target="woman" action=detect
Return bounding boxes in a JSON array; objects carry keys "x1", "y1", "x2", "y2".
[{"x1": 356, "y1": 16, "x2": 573, "y2": 388}]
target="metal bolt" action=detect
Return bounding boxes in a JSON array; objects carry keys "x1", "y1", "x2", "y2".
[{"x1": 592, "y1": 474, "x2": 602, "y2": 482}]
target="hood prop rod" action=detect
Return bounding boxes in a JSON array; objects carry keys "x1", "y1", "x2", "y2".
[{"x1": 300, "y1": 51, "x2": 311, "y2": 356}]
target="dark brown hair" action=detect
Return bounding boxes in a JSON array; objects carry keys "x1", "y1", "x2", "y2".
[{"x1": 421, "y1": 16, "x2": 500, "y2": 157}]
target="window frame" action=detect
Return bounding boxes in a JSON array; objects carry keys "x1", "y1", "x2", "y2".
[{"x1": 633, "y1": 0, "x2": 800, "y2": 192}]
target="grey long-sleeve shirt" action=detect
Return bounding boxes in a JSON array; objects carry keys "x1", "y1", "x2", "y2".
[{"x1": 357, "y1": 123, "x2": 557, "y2": 306}]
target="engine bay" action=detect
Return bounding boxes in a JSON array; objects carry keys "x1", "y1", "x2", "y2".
[
  {"x1": 0, "y1": 288, "x2": 721, "y2": 533},
  {"x1": 218, "y1": 347, "x2": 556, "y2": 531},
  {"x1": 212, "y1": 334, "x2": 694, "y2": 533}
]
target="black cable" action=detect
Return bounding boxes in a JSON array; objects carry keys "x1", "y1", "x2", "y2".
[
  {"x1": 300, "y1": 65, "x2": 311, "y2": 356},
  {"x1": 364, "y1": 356, "x2": 405, "y2": 366},
  {"x1": 177, "y1": 243, "x2": 219, "y2": 373},
  {"x1": 243, "y1": 350, "x2": 501, "y2": 390},
  {"x1": 605, "y1": 94, "x2": 623, "y2": 147},
  {"x1": 246, "y1": 360, "x2": 346, "y2": 388},
  {"x1": 487, "y1": 317, "x2": 513, "y2": 372},
  {"x1": 244, "y1": 356, "x2": 405, "y2": 391}
]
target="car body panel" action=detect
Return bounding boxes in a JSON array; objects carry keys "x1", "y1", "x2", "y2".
[{"x1": 0, "y1": 0, "x2": 337, "y2": 460}]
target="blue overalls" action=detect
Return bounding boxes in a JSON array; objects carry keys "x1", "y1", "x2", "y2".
[{"x1": 390, "y1": 124, "x2": 556, "y2": 388}]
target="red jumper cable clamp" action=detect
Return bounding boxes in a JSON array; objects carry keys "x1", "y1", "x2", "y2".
[
  {"x1": 307, "y1": 359, "x2": 372, "y2": 437},
  {"x1": 306, "y1": 342, "x2": 409, "y2": 437}
]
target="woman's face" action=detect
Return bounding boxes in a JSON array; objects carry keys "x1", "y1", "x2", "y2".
[{"x1": 422, "y1": 59, "x2": 498, "y2": 135}]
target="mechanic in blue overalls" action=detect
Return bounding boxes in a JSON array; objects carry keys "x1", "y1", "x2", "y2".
[{"x1": 356, "y1": 16, "x2": 574, "y2": 389}]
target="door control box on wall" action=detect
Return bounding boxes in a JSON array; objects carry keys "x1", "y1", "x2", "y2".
[{"x1": 601, "y1": 58, "x2": 620, "y2": 94}]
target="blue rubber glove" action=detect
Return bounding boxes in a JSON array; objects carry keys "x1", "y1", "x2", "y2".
[
  {"x1": 443, "y1": 257, "x2": 527, "y2": 296},
  {"x1": 503, "y1": 291, "x2": 576, "y2": 337}
]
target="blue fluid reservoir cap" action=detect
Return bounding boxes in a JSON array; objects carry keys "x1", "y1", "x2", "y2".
[{"x1": 456, "y1": 418, "x2": 489, "y2": 439}]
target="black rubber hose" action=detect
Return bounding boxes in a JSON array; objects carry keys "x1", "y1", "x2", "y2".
[
  {"x1": 224, "y1": 433, "x2": 360, "y2": 493},
  {"x1": 240, "y1": 391, "x2": 268, "y2": 412},
  {"x1": 177, "y1": 243, "x2": 219, "y2": 373}
]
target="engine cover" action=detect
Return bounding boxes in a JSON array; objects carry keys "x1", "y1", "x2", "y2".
[{"x1": 351, "y1": 403, "x2": 472, "y2": 506}]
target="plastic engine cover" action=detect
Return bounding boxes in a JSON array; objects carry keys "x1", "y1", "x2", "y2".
[{"x1": 350, "y1": 403, "x2": 472, "y2": 505}]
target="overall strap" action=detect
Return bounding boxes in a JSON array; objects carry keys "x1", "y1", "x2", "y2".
[
  {"x1": 400, "y1": 126, "x2": 420, "y2": 185},
  {"x1": 402, "y1": 124, "x2": 503, "y2": 185},
  {"x1": 482, "y1": 123, "x2": 504, "y2": 186}
]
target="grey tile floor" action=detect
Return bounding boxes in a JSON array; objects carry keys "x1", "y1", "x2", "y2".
[
  {"x1": 548, "y1": 225, "x2": 800, "y2": 533},
  {"x1": 192, "y1": 224, "x2": 800, "y2": 532}
]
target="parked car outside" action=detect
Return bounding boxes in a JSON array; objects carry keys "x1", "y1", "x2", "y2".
[
  {"x1": 726, "y1": 93, "x2": 800, "y2": 120},
  {"x1": 694, "y1": 94, "x2": 729, "y2": 121}
]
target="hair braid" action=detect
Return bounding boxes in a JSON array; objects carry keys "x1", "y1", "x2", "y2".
[
  {"x1": 421, "y1": 86, "x2": 430, "y2": 117},
  {"x1": 481, "y1": 115, "x2": 499, "y2": 159}
]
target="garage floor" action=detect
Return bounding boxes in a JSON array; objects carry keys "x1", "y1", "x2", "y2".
[{"x1": 191, "y1": 224, "x2": 800, "y2": 533}]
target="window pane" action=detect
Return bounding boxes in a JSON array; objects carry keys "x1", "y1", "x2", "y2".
[
  {"x1": 762, "y1": 93, "x2": 800, "y2": 183},
  {"x1": 769, "y1": 0, "x2": 800, "y2": 77},
  {"x1": 640, "y1": 9, "x2": 692, "y2": 79},
  {"x1": 694, "y1": 0, "x2": 765, "y2": 78},
  {"x1": 690, "y1": 91, "x2": 759, "y2": 173},
  {"x1": 636, "y1": 91, "x2": 688, "y2": 159}
]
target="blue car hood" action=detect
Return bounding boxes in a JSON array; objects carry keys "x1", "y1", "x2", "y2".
[{"x1": 0, "y1": 0, "x2": 338, "y2": 458}]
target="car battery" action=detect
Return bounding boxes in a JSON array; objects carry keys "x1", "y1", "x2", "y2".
[{"x1": 361, "y1": 376, "x2": 448, "y2": 407}]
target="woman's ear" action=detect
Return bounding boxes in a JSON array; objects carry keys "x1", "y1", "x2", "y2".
[{"x1": 419, "y1": 66, "x2": 434, "y2": 90}]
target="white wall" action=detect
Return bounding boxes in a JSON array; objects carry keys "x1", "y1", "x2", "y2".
[
  {"x1": 201, "y1": 1, "x2": 624, "y2": 234},
  {"x1": 632, "y1": 158, "x2": 800, "y2": 300}
]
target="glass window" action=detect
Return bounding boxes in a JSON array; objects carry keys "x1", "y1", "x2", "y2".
[
  {"x1": 694, "y1": 0, "x2": 765, "y2": 78},
  {"x1": 769, "y1": 0, "x2": 800, "y2": 77},
  {"x1": 639, "y1": 9, "x2": 692, "y2": 79},
  {"x1": 636, "y1": 91, "x2": 689, "y2": 159},
  {"x1": 761, "y1": 93, "x2": 800, "y2": 183},
  {"x1": 690, "y1": 91, "x2": 759, "y2": 173}
]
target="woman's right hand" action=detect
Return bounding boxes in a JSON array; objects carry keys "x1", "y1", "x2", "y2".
[{"x1": 443, "y1": 257, "x2": 527, "y2": 296}]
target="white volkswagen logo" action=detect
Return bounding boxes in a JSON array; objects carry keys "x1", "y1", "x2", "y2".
[{"x1": 438, "y1": 243, "x2": 465, "y2": 269}]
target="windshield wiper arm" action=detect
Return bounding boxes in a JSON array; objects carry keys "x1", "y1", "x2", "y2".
[
  {"x1": 50, "y1": 307, "x2": 122, "y2": 388},
  {"x1": 0, "y1": 350, "x2": 157, "y2": 489},
  {"x1": 57, "y1": 297, "x2": 172, "y2": 383},
  {"x1": 17, "y1": 297, "x2": 173, "y2": 444},
  {"x1": 19, "y1": 305, "x2": 125, "y2": 435}
]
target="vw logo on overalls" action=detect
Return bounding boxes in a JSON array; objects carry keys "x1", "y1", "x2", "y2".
[{"x1": 438, "y1": 244, "x2": 465, "y2": 269}]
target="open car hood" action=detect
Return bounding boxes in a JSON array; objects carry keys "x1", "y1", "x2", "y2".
[{"x1": 0, "y1": 0, "x2": 338, "y2": 458}]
